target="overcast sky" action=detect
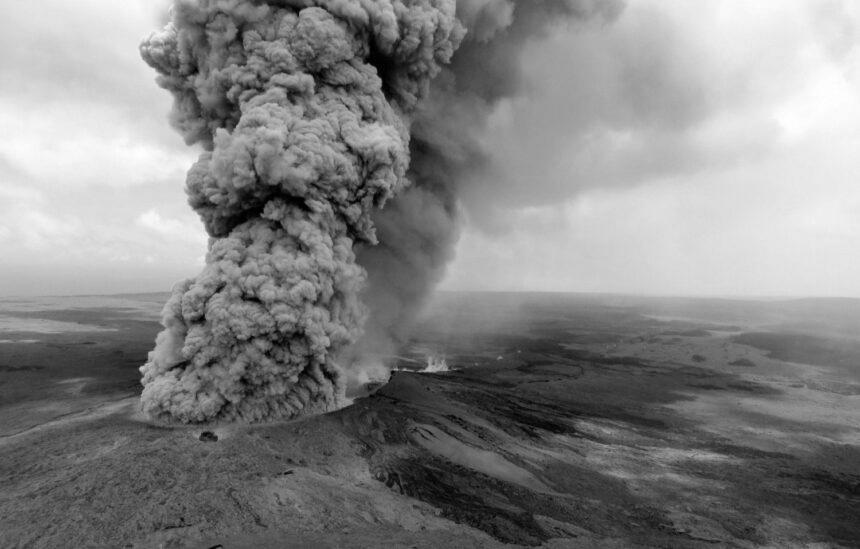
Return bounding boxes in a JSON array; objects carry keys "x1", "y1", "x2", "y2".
[{"x1": 1, "y1": 0, "x2": 859, "y2": 297}]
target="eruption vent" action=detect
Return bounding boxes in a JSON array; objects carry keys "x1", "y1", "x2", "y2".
[{"x1": 140, "y1": 0, "x2": 622, "y2": 423}]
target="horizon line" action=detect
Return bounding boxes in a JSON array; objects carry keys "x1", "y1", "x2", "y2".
[{"x1": 2, "y1": 289, "x2": 859, "y2": 302}]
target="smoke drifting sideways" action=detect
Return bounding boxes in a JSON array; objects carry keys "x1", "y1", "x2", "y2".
[
  {"x1": 351, "y1": 0, "x2": 623, "y2": 381},
  {"x1": 140, "y1": 0, "x2": 623, "y2": 423}
]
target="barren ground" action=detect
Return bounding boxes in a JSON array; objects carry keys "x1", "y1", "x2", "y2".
[{"x1": 1, "y1": 292, "x2": 859, "y2": 548}]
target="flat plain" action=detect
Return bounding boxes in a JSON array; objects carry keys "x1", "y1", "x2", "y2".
[{"x1": 1, "y1": 292, "x2": 859, "y2": 548}]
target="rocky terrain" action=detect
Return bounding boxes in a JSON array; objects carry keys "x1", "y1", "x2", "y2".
[{"x1": 1, "y1": 292, "x2": 859, "y2": 547}]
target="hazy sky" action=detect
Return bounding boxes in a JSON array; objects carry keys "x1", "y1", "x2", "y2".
[{"x1": 1, "y1": 0, "x2": 859, "y2": 297}]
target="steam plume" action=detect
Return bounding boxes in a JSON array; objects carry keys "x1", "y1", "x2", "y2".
[{"x1": 140, "y1": 0, "x2": 622, "y2": 423}]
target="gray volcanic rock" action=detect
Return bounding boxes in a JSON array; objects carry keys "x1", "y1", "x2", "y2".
[{"x1": 2, "y1": 293, "x2": 860, "y2": 547}]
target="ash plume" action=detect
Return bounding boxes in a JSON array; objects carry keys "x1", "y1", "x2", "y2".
[
  {"x1": 346, "y1": 0, "x2": 623, "y2": 380},
  {"x1": 140, "y1": 0, "x2": 622, "y2": 423}
]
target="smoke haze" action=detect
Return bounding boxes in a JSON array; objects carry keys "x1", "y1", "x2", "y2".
[{"x1": 349, "y1": 0, "x2": 623, "y2": 378}]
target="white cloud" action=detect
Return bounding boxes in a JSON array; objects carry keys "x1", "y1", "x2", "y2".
[
  {"x1": 0, "y1": 0, "x2": 207, "y2": 295},
  {"x1": 136, "y1": 209, "x2": 208, "y2": 246},
  {"x1": 0, "y1": 105, "x2": 193, "y2": 190}
]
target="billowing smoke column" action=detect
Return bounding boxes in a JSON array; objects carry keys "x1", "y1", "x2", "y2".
[
  {"x1": 140, "y1": 0, "x2": 622, "y2": 423},
  {"x1": 139, "y1": 0, "x2": 463, "y2": 422}
]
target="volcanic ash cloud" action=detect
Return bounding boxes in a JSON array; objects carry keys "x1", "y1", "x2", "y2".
[{"x1": 139, "y1": 0, "x2": 463, "y2": 423}]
